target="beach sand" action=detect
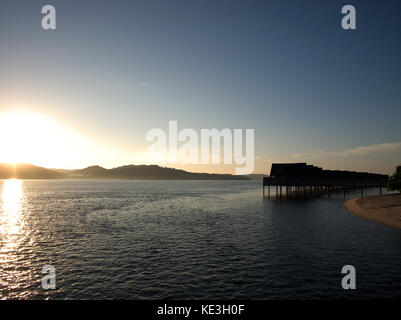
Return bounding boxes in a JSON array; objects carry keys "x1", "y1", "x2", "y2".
[{"x1": 344, "y1": 194, "x2": 401, "y2": 230}]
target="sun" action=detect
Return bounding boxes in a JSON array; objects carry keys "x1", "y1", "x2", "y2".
[
  {"x1": 0, "y1": 112, "x2": 31, "y2": 164},
  {"x1": 0, "y1": 110, "x2": 150, "y2": 169},
  {"x1": 0, "y1": 111, "x2": 57, "y2": 164},
  {"x1": 0, "y1": 111, "x2": 96, "y2": 168}
]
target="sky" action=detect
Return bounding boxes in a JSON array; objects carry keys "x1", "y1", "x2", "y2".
[{"x1": 0, "y1": 0, "x2": 400, "y2": 174}]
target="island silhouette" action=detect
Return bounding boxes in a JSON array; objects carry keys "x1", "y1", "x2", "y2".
[{"x1": 0, "y1": 163, "x2": 254, "y2": 180}]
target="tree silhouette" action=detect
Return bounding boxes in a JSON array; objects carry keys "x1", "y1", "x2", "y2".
[{"x1": 387, "y1": 166, "x2": 401, "y2": 193}]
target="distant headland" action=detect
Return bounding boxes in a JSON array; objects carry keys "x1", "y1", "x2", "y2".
[{"x1": 0, "y1": 163, "x2": 262, "y2": 180}]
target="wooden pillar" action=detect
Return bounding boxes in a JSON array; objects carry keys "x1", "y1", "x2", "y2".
[
  {"x1": 380, "y1": 186, "x2": 382, "y2": 196},
  {"x1": 268, "y1": 186, "x2": 270, "y2": 197}
]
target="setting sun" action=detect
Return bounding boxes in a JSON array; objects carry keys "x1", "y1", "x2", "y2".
[
  {"x1": 0, "y1": 110, "x2": 148, "y2": 169},
  {"x1": 0, "y1": 112, "x2": 49, "y2": 164},
  {"x1": 0, "y1": 111, "x2": 99, "y2": 168}
]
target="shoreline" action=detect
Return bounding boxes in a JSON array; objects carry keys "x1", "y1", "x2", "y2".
[{"x1": 344, "y1": 194, "x2": 401, "y2": 230}]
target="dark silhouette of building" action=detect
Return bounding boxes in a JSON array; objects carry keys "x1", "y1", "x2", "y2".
[{"x1": 263, "y1": 163, "x2": 388, "y2": 198}]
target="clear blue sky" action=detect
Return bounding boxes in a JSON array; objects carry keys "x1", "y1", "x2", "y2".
[{"x1": 0, "y1": 0, "x2": 400, "y2": 174}]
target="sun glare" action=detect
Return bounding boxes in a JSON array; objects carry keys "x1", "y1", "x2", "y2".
[
  {"x1": 0, "y1": 111, "x2": 97, "y2": 168},
  {"x1": 0, "y1": 110, "x2": 150, "y2": 169},
  {"x1": 0, "y1": 112, "x2": 41, "y2": 164}
]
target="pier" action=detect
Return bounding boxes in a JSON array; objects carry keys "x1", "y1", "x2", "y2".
[{"x1": 263, "y1": 163, "x2": 388, "y2": 199}]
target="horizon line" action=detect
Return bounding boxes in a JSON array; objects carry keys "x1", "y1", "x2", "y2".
[{"x1": 0, "y1": 162, "x2": 267, "y2": 176}]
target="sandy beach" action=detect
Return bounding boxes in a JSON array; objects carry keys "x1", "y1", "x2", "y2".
[{"x1": 344, "y1": 194, "x2": 401, "y2": 230}]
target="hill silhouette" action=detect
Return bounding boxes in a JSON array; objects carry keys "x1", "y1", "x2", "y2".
[
  {"x1": 0, "y1": 163, "x2": 248, "y2": 180},
  {"x1": 63, "y1": 164, "x2": 248, "y2": 180},
  {"x1": 0, "y1": 163, "x2": 67, "y2": 179}
]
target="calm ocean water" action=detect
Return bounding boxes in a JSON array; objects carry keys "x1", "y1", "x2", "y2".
[{"x1": 0, "y1": 179, "x2": 400, "y2": 300}]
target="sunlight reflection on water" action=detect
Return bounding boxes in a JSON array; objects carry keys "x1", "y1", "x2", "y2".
[
  {"x1": 1, "y1": 179, "x2": 24, "y2": 254},
  {"x1": 0, "y1": 180, "x2": 36, "y2": 299}
]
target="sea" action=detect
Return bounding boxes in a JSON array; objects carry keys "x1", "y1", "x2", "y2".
[{"x1": 0, "y1": 179, "x2": 400, "y2": 299}]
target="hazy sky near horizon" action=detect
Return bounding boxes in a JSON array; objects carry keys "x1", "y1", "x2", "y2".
[{"x1": 0, "y1": 0, "x2": 400, "y2": 174}]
